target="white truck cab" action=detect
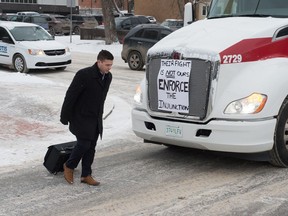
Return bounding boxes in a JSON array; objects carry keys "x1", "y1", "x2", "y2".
[
  {"x1": 0, "y1": 21, "x2": 71, "y2": 73},
  {"x1": 131, "y1": 0, "x2": 288, "y2": 167}
]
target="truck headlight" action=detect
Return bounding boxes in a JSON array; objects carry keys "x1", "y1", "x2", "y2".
[
  {"x1": 224, "y1": 93, "x2": 267, "y2": 114},
  {"x1": 134, "y1": 84, "x2": 143, "y2": 104},
  {"x1": 28, "y1": 49, "x2": 44, "y2": 55}
]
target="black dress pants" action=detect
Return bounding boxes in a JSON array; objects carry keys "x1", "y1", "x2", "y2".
[{"x1": 65, "y1": 135, "x2": 99, "y2": 177}]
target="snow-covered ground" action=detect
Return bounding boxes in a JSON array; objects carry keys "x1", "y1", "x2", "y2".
[
  {"x1": 56, "y1": 35, "x2": 122, "y2": 56},
  {"x1": 0, "y1": 36, "x2": 130, "y2": 173}
]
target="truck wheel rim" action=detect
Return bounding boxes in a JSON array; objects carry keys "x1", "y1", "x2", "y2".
[{"x1": 284, "y1": 120, "x2": 288, "y2": 150}]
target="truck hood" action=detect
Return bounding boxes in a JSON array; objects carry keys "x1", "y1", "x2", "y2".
[
  {"x1": 148, "y1": 17, "x2": 288, "y2": 62},
  {"x1": 17, "y1": 40, "x2": 67, "y2": 50}
]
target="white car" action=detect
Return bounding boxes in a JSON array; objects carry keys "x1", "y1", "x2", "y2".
[
  {"x1": 0, "y1": 21, "x2": 71, "y2": 73},
  {"x1": 16, "y1": 11, "x2": 39, "y2": 16}
]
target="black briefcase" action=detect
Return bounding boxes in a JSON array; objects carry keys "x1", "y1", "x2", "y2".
[{"x1": 43, "y1": 141, "x2": 76, "y2": 175}]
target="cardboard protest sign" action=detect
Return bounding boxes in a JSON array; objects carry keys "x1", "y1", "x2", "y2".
[{"x1": 157, "y1": 59, "x2": 191, "y2": 113}]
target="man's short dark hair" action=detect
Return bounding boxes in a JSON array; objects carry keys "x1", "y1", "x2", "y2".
[{"x1": 97, "y1": 50, "x2": 114, "y2": 61}]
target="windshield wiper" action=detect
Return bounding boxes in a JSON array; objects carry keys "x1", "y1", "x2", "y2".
[
  {"x1": 238, "y1": 14, "x2": 270, "y2": 17},
  {"x1": 208, "y1": 14, "x2": 270, "y2": 19},
  {"x1": 208, "y1": 14, "x2": 238, "y2": 19}
]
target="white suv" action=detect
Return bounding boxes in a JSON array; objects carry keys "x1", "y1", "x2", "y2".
[
  {"x1": 17, "y1": 11, "x2": 39, "y2": 16},
  {"x1": 0, "y1": 21, "x2": 71, "y2": 73}
]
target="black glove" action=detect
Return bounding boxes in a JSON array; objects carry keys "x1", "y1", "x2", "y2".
[{"x1": 60, "y1": 118, "x2": 68, "y2": 125}]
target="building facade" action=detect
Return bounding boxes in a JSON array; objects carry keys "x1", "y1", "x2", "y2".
[
  {"x1": 78, "y1": 0, "x2": 129, "y2": 15},
  {"x1": 0, "y1": 0, "x2": 79, "y2": 15},
  {"x1": 133, "y1": 0, "x2": 211, "y2": 22},
  {"x1": 0, "y1": 0, "x2": 211, "y2": 22},
  {"x1": 77, "y1": 0, "x2": 211, "y2": 22}
]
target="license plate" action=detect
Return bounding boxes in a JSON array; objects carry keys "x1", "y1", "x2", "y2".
[{"x1": 165, "y1": 125, "x2": 183, "y2": 137}]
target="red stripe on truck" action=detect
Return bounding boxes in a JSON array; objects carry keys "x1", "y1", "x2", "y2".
[{"x1": 219, "y1": 37, "x2": 288, "y2": 64}]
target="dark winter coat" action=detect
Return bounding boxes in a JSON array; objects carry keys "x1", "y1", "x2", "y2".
[{"x1": 60, "y1": 63, "x2": 112, "y2": 140}]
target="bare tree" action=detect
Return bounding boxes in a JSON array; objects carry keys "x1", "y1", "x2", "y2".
[
  {"x1": 112, "y1": 0, "x2": 122, "y2": 14},
  {"x1": 114, "y1": 0, "x2": 124, "y2": 10},
  {"x1": 173, "y1": 0, "x2": 192, "y2": 19},
  {"x1": 101, "y1": 0, "x2": 118, "y2": 44},
  {"x1": 127, "y1": 0, "x2": 134, "y2": 13},
  {"x1": 176, "y1": 0, "x2": 184, "y2": 19}
]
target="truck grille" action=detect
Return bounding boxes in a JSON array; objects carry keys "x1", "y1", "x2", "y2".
[
  {"x1": 44, "y1": 49, "x2": 66, "y2": 56},
  {"x1": 147, "y1": 58, "x2": 213, "y2": 120}
]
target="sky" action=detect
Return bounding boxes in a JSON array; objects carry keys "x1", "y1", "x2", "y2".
[{"x1": 0, "y1": 35, "x2": 130, "y2": 174}]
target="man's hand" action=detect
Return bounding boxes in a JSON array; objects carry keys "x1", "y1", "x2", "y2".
[{"x1": 60, "y1": 118, "x2": 68, "y2": 125}]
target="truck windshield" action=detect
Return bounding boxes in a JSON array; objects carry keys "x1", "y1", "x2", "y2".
[
  {"x1": 9, "y1": 26, "x2": 53, "y2": 41},
  {"x1": 208, "y1": 0, "x2": 288, "y2": 19}
]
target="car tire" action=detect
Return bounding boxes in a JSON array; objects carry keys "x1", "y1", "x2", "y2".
[
  {"x1": 73, "y1": 26, "x2": 80, "y2": 35},
  {"x1": 128, "y1": 51, "x2": 144, "y2": 70},
  {"x1": 269, "y1": 98, "x2": 288, "y2": 167},
  {"x1": 13, "y1": 54, "x2": 29, "y2": 73}
]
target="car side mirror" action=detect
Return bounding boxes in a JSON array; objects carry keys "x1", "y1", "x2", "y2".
[{"x1": 49, "y1": 33, "x2": 55, "y2": 39}]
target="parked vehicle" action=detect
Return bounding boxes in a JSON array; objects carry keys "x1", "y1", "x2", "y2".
[
  {"x1": 91, "y1": 12, "x2": 132, "y2": 26},
  {"x1": 146, "y1": 16, "x2": 157, "y2": 24},
  {"x1": 160, "y1": 19, "x2": 183, "y2": 31},
  {"x1": 94, "y1": 15, "x2": 151, "y2": 43},
  {"x1": 5, "y1": 13, "x2": 17, "y2": 21},
  {"x1": 0, "y1": 21, "x2": 71, "y2": 73},
  {"x1": 22, "y1": 15, "x2": 49, "y2": 32},
  {"x1": 0, "y1": 13, "x2": 9, "y2": 21},
  {"x1": 115, "y1": 11, "x2": 134, "y2": 17},
  {"x1": 121, "y1": 24, "x2": 172, "y2": 70},
  {"x1": 92, "y1": 14, "x2": 103, "y2": 25},
  {"x1": 8, "y1": 14, "x2": 24, "y2": 22},
  {"x1": 131, "y1": 0, "x2": 288, "y2": 167},
  {"x1": 66, "y1": 14, "x2": 98, "y2": 35},
  {"x1": 115, "y1": 15, "x2": 150, "y2": 31},
  {"x1": 8, "y1": 14, "x2": 49, "y2": 32},
  {"x1": 116, "y1": 15, "x2": 151, "y2": 43},
  {"x1": 17, "y1": 11, "x2": 39, "y2": 16},
  {"x1": 41, "y1": 14, "x2": 70, "y2": 36}
]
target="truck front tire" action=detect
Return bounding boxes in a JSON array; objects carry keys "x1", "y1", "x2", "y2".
[{"x1": 270, "y1": 98, "x2": 288, "y2": 167}]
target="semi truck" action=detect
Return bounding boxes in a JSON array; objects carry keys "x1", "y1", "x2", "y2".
[{"x1": 131, "y1": 0, "x2": 288, "y2": 167}]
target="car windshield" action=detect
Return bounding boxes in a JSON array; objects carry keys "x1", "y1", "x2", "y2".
[
  {"x1": 161, "y1": 20, "x2": 183, "y2": 27},
  {"x1": 208, "y1": 0, "x2": 288, "y2": 18},
  {"x1": 55, "y1": 16, "x2": 69, "y2": 21},
  {"x1": 9, "y1": 26, "x2": 53, "y2": 41}
]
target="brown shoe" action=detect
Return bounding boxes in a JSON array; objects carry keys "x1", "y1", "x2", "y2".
[
  {"x1": 63, "y1": 163, "x2": 74, "y2": 184},
  {"x1": 81, "y1": 176, "x2": 100, "y2": 186}
]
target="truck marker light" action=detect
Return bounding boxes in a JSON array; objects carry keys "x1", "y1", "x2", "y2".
[
  {"x1": 134, "y1": 84, "x2": 142, "y2": 104},
  {"x1": 172, "y1": 51, "x2": 181, "y2": 59},
  {"x1": 224, "y1": 93, "x2": 267, "y2": 114}
]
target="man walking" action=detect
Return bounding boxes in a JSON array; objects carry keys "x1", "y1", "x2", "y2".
[{"x1": 60, "y1": 50, "x2": 113, "y2": 186}]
